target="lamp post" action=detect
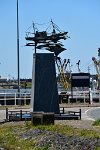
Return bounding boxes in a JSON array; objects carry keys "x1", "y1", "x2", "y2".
[{"x1": 17, "y1": 0, "x2": 20, "y2": 99}]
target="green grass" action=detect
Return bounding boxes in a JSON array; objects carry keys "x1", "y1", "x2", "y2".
[
  {"x1": 93, "y1": 119, "x2": 100, "y2": 126},
  {"x1": 20, "y1": 81, "x2": 32, "y2": 88},
  {"x1": 94, "y1": 147, "x2": 100, "y2": 150},
  {"x1": 0, "y1": 124, "x2": 36, "y2": 150},
  {"x1": 0, "y1": 122, "x2": 100, "y2": 150}
]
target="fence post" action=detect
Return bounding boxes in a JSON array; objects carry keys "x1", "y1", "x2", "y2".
[
  {"x1": 79, "y1": 109, "x2": 81, "y2": 120},
  {"x1": 84, "y1": 91, "x2": 85, "y2": 103},
  {"x1": 63, "y1": 107, "x2": 64, "y2": 114},
  {"x1": 6, "y1": 108, "x2": 8, "y2": 121},
  {"x1": 4, "y1": 93, "x2": 6, "y2": 106},
  {"x1": 24, "y1": 93, "x2": 26, "y2": 105},
  {"x1": 15, "y1": 93, "x2": 17, "y2": 105},
  {"x1": 20, "y1": 110, "x2": 22, "y2": 121}
]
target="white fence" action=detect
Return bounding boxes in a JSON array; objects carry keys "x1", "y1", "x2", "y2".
[
  {"x1": 0, "y1": 92, "x2": 31, "y2": 106},
  {"x1": 59, "y1": 90, "x2": 100, "y2": 104},
  {"x1": 0, "y1": 90, "x2": 100, "y2": 106},
  {"x1": 71, "y1": 91, "x2": 100, "y2": 103}
]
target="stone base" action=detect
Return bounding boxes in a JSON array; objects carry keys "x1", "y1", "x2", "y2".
[{"x1": 31, "y1": 112, "x2": 54, "y2": 125}]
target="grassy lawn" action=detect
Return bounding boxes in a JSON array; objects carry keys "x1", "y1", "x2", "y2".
[
  {"x1": 93, "y1": 119, "x2": 100, "y2": 126},
  {"x1": 0, "y1": 121, "x2": 100, "y2": 150}
]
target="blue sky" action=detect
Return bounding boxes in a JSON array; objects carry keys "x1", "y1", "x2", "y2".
[{"x1": 0, "y1": 0, "x2": 100, "y2": 79}]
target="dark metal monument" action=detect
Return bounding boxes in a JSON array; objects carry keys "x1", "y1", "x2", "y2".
[
  {"x1": 31, "y1": 53, "x2": 59, "y2": 114},
  {"x1": 25, "y1": 20, "x2": 69, "y2": 114}
]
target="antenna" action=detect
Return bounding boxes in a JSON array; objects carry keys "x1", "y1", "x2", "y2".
[
  {"x1": 98, "y1": 48, "x2": 100, "y2": 57},
  {"x1": 88, "y1": 66, "x2": 90, "y2": 73},
  {"x1": 76, "y1": 60, "x2": 80, "y2": 72}
]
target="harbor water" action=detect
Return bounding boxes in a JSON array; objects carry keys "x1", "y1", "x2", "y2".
[{"x1": 0, "y1": 88, "x2": 31, "y2": 94}]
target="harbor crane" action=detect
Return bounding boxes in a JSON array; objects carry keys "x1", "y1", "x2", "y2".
[
  {"x1": 56, "y1": 57, "x2": 70, "y2": 90},
  {"x1": 92, "y1": 48, "x2": 100, "y2": 89}
]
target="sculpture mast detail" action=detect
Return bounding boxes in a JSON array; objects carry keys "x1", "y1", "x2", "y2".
[{"x1": 25, "y1": 20, "x2": 69, "y2": 56}]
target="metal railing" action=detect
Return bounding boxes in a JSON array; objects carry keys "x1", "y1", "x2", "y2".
[
  {"x1": 0, "y1": 90, "x2": 100, "y2": 106},
  {"x1": 0, "y1": 92, "x2": 31, "y2": 106},
  {"x1": 59, "y1": 90, "x2": 100, "y2": 103}
]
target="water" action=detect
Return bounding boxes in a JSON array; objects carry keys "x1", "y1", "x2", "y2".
[
  {"x1": 0, "y1": 85, "x2": 65, "y2": 94},
  {"x1": 0, "y1": 84, "x2": 64, "y2": 94},
  {"x1": 0, "y1": 88, "x2": 31, "y2": 94}
]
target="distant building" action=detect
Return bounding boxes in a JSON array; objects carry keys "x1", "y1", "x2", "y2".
[{"x1": 0, "y1": 76, "x2": 7, "y2": 83}]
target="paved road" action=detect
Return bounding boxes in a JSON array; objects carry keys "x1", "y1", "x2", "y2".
[
  {"x1": 63, "y1": 107, "x2": 96, "y2": 121},
  {"x1": 0, "y1": 109, "x2": 6, "y2": 122},
  {"x1": 0, "y1": 108, "x2": 30, "y2": 122}
]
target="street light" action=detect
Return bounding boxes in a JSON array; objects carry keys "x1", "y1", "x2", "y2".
[{"x1": 17, "y1": 0, "x2": 20, "y2": 97}]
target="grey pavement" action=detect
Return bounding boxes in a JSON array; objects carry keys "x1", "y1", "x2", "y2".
[
  {"x1": 0, "y1": 109, "x2": 6, "y2": 122},
  {"x1": 62, "y1": 107, "x2": 96, "y2": 121}
]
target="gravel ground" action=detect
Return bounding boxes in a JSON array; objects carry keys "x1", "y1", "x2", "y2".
[{"x1": 19, "y1": 128, "x2": 100, "y2": 150}]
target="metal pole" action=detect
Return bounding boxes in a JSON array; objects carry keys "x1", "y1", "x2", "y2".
[
  {"x1": 17, "y1": 0, "x2": 20, "y2": 94},
  {"x1": 17, "y1": 0, "x2": 20, "y2": 104}
]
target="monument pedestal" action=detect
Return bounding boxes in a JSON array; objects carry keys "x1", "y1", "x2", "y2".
[{"x1": 31, "y1": 53, "x2": 59, "y2": 114}]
